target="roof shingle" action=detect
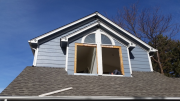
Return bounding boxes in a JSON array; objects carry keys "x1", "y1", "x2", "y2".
[{"x1": 1, "y1": 66, "x2": 180, "y2": 97}]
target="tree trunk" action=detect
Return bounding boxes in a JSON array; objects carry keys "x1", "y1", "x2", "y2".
[{"x1": 157, "y1": 51, "x2": 164, "y2": 74}]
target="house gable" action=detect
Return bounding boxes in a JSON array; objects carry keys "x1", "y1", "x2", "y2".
[
  {"x1": 28, "y1": 12, "x2": 157, "y2": 53},
  {"x1": 28, "y1": 12, "x2": 157, "y2": 77}
]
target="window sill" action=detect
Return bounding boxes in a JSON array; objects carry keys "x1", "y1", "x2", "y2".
[
  {"x1": 74, "y1": 73, "x2": 98, "y2": 76},
  {"x1": 102, "y1": 74, "x2": 124, "y2": 76}
]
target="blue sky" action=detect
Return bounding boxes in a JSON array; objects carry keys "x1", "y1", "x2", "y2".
[{"x1": 0, "y1": 0, "x2": 180, "y2": 93}]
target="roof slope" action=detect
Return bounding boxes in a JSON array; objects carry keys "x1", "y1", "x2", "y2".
[{"x1": 1, "y1": 66, "x2": 180, "y2": 97}]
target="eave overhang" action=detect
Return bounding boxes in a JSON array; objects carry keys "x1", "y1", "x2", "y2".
[
  {"x1": 60, "y1": 21, "x2": 136, "y2": 48},
  {"x1": 28, "y1": 12, "x2": 157, "y2": 53}
]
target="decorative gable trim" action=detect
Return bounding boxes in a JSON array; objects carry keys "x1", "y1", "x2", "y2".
[{"x1": 28, "y1": 12, "x2": 157, "y2": 53}]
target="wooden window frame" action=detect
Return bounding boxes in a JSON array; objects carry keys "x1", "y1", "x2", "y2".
[
  {"x1": 74, "y1": 43, "x2": 98, "y2": 74},
  {"x1": 101, "y1": 45, "x2": 125, "y2": 75}
]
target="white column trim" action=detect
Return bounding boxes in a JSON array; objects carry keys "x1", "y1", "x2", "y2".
[
  {"x1": 147, "y1": 52, "x2": 153, "y2": 71},
  {"x1": 127, "y1": 48, "x2": 132, "y2": 74},
  {"x1": 96, "y1": 29, "x2": 103, "y2": 75},
  {"x1": 33, "y1": 46, "x2": 39, "y2": 66},
  {"x1": 65, "y1": 46, "x2": 69, "y2": 71}
]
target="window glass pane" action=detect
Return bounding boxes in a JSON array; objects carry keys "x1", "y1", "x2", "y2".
[
  {"x1": 101, "y1": 34, "x2": 112, "y2": 44},
  {"x1": 84, "y1": 34, "x2": 95, "y2": 43}
]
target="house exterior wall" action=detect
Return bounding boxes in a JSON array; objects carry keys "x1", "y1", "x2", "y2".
[
  {"x1": 67, "y1": 38, "x2": 82, "y2": 75},
  {"x1": 130, "y1": 45, "x2": 151, "y2": 71},
  {"x1": 36, "y1": 36, "x2": 66, "y2": 68},
  {"x1": 114, "y1": 39, "x2": 131, "y2": 77},
  {"x1": 67, "y1": 37, "x2": 131, "y2": 77},
  {"x1": 36, "y1": 21, "x2": 97, "y2": 68}
]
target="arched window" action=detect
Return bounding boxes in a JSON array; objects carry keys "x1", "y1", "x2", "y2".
[
  {"x1": 84, "y1": 33, "x2": 95, "y2": 43},
  {"x1": 101, "y1": 34, "x2": 112, "y2": 44}
]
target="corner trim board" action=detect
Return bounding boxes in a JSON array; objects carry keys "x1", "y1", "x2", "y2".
[
  {"x1": 33, "y1": 45, "x2": 39, "y2": 66},
  {"x1": 147, "y1": 52, "x2": 153, "y2": 71}
]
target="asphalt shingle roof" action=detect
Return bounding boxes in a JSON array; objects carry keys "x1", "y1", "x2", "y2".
[{"x1": 1, "y1": 66, "x2": 180, "y2": 97}]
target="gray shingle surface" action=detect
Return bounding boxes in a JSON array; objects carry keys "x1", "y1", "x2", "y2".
[{"x1": 1, "y1": 66, "x2": 180, "y2": 97}]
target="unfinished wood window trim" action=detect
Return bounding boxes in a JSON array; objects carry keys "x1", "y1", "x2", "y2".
[
  {"x1": 74, "y1": 43, "x2": 98, "y2": 73},
  {"x1": 101, "y1": 45, "x2": 125, "y2": 75}
]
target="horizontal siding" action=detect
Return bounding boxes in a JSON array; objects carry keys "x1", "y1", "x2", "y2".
[
  {"x1": 36, "y1": 21, "x2": 98, "y2": 68},
  {"x1": 36, "y1": 63, "x2": 65, "y2": 68},
  {"x1": 114, "y1": 39, "x2": 131, "y2": 77},
  {"x1": 36, "y1": 40, "x2": 66, "y2": 68},
  {"x1": 67, "y1": 38, "x2": 82, "y2": 75},
  {"x1": 130, "y1": 45, "x2": 151, "y2": 72}
]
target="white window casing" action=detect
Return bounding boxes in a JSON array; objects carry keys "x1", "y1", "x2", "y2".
[
  {"x1": 65, "y1": 46, "x2": 69, "y2": 71},
  {"x1": 33, "y1": 46, "x2": 39, "y2": 66},
  {"x1": 96, "y1": 29, "x2": 103, "y2": 75}
]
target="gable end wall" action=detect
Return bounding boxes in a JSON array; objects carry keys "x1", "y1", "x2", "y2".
[
  {"x1": 35, "y1": 21, "x2": 97, "y2": 68},
  {"x1": 130, "y1": 45, "x2": 151, "y2": 72}
]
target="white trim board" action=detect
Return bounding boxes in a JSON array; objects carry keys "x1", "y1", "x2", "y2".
[
  {"x1": 97, "y1": 13, "x2": 157, "y2": 52},
  {"x1": 29, "y1": 13, "x2": 97, "y2": 43},
  {"x1": 61, "y1": 22, "x2": 134, "y2": 47},
  {"x1": 28, "y1": 12, "x2": 157, "y2": 52}
]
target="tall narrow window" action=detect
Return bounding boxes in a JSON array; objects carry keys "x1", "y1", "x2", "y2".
[
  {"x1": 84, "y1": 34, "x2": 95, "y2": 43},
  {"x1": 101, "y1": 34, "x2": 112, "y2": 44}
]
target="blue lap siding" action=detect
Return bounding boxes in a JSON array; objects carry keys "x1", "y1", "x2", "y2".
[
  {"x1": 130, "y1": 45, "x2": 151, "y2": 72},
  {"x1": 114, "y1": 39, "x2": 131, "y2": 77},
  {"x1": 36, "y1": 21, "x2": 97, "y2": 68}
]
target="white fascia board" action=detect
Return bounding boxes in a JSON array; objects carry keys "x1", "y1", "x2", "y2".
[
  {"x1": 97, "y1": 13, "x2": 155, "y2": 51},
  {"x1": 61, "y1": 21, "x2": 135, "y2": 48},
  {"x1": 149, "y1": 49, "x2": 158, "y2": 52},
  {"x1": 60, "y1": 22, "x2": 99, "y2": 42},
  {"x1": 30, "y1": 13, "x2": 97, "y2": 41},
  {"x1": 99, "y1": 22, "x2": 135, "y2": 47},
  {"x1": 63, "y1": 22, "x2": 99, "y2": 39}
]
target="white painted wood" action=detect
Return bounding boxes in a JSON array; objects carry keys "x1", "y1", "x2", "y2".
[
  {"x1": 97, "y1": 13, "x2": 157, "y2": 52},
  {"x1": 147, "y1": 52, "x2": 153, "y2": 71},
  {"x1": 99, "y1": 23, "x2": 134, "y2": 47},
  {"x1": 65, "y1": 46, "x2": 69, "y2": 71},
  {"x1": 74, "y1": 73, "x2": 98, "y2": 76},
  {"x1": 30, "y1": 13, "x2": 96, "y2": 41},
  {"x1": 61, "y1": 22, "x2": 98, "y2": 41},
  {"x1": 81, "y1": 30, "x2": 97, "y2": 43},
  {"x1": 33, "y1": 46, "x2": 39, "y2": 66},
  {"x1": 100, "y1": 30, "x2": 115, "y2": 45},
  {"x1": 38, "y1": 87, "x2": 73, "y2": 97},
  {"x1": 127, "y1": 48, "x2": 132, "y2": 74},
  {"x1": 96, "y1": 29, "x2": 103, "y2": 75},
  {"x1": 102, "y1": 74, "x2": 124, "y2": 77}
]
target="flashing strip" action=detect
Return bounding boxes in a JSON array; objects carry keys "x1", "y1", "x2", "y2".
[
  {"x1": 38, "y1": 87, "x2": 73, "y2": 97},
  {"x1": 0, "y1": 96, "x2": 179, "y2": 100}
]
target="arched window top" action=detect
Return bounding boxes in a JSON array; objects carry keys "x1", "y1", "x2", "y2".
[
  {"x1": 84, "y1": 33, "x2": 95, "y2": 43},
  {"x1": 101, "y1": 34, "x2": 112, "y2": 44}
]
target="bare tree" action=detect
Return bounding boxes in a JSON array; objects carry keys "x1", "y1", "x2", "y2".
[{"x1": 112, "y1": 4, "x2": 180, "y2": 74}]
